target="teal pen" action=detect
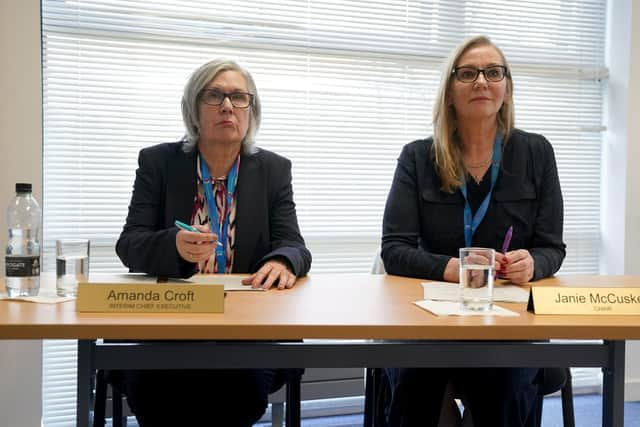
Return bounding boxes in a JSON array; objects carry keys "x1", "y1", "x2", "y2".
[{"x1": 174, "y1": 220, "x2": 223, "y2": 246}]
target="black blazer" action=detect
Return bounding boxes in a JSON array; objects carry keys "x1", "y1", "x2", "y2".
[
  {"x1": 381, "y1": 129, "x2": 566, "y2": 281},
  {"x1": 116, "y1": 142, "x2": 311, "y2": 278}
]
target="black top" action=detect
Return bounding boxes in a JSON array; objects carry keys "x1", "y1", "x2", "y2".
[
  {"x1": 466, "y1": 172, "x2": 490, "y2": 214},
  {"x1": 116, "y1": 142, "x2": 312, "y2": 278},
  {"x1": 381, "y1": 128, "x2": 566, "y2": 281}
]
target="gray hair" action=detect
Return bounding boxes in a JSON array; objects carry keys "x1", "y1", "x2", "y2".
[
  {"x1": 181, "y1": 59, "x2": 261, "y2": 154},
  {"x1": 432, "y1": 35, "x2": 514, "y2": 192}
]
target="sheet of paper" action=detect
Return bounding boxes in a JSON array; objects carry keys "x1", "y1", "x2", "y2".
[
  {"x1": 184, "y1": 275, "x2": 264, "y2": 291},
  {"x1": 87, "y1": 273, "x2": 159, "y2": 284},
  {"x1": 85, "y1": 273, "x2": 262, "y2": 291},
  {"x1": 0, "y1": 289, "x2": 74, "y2": 304},
  {"x1": 421, "y1": 281, "x2": 529, "y2": 303},
  {"x1": 494, "y1": 284, "x2": 530, "y2": 303},
  {"x1": 413, "y1": 299, "x2": 519, "y2": 317}
]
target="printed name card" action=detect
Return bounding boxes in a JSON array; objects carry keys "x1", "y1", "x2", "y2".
[
  {"x1": 527, "y1": 286, "x2": 640, "y2": 315},
  {"x1": 76, "y1": 282, "x2": 224, "y2": 313}
]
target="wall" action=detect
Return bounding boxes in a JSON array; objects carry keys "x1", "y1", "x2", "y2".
[
  {"x1": 622, "y1": 0, "x2": 640, "y2": 400},
  {"x1": 623, "y1": 5, "x2": 640, "y2": 270},
  {"x1": 602, "y1": 0, "x2": 640, "y2": 401},
  {"x1": 0, "y1": 1, "x2": 43, "y2": 426}
]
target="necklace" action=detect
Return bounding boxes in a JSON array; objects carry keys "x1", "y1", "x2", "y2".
[
  {"x1": 468, "y1": 170, "x2": 486, "y2": 184},
  {"x1": 463, "y1": 150, "x2": 493, "y2": 168}
]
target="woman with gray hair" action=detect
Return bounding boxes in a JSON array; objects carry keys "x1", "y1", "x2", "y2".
[
  {"x1": 381, "y1": 36, "x2": 565, "y2": 426},
  {"x1": 114, "y1": 59, "x2": 311, "y2": 426}
]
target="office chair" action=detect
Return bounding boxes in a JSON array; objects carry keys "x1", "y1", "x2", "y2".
[
  {"x1": 93, "y1": 370, "x2": 126, "y2": 427},
  {"x1": 92, "y1": 369, "x2": 302, "y2": 427},
  {"x1": 540, "y1": 367, "x2": 575, "y2": 427},
  {"x1": 363, "y1": 367, "x2": 574, "y2": 427}
]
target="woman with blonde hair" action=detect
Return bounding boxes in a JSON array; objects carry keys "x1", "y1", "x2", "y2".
[{"x1": 381, "y1": 36, "x2": 565, "y2": 426}]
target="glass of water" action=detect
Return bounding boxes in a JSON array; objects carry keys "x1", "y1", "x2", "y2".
[
  {"x1": 459, "y1": 247, "x2": 495, "y2": 311},
  {"x1": 56, "y1": 239, "x2": 90, "y2": 297}
]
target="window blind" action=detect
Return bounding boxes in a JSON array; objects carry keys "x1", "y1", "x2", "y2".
[{"x1": 41, "y1": 0, "x2": 608, "y2": 425}]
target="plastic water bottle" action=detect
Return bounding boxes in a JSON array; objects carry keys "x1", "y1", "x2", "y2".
[{"x1": 5, "y1": 183, "x2": 41, "y2": 297}]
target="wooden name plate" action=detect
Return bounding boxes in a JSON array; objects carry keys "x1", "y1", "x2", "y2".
[
  {"x1": 76, "y1": 282, "x2": 224, "y2": 313},
  {"x1": 527, "y1": 286, "x2": 640, "y2": 315}
]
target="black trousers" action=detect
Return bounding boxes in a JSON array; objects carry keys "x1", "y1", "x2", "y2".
[
  {"x1": 109, "y1": 368, "x2": 302, "y2": 427},
  {"x1": 384, "y1": 367, "x2": 541, "y2": 427}
]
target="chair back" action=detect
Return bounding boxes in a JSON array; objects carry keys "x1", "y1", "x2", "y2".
[
  {"x1": 371, "y1": 249, "x2": 385, "y2": 274},
  {"x1": 540, "y1": 367, "x2": 568, "y2": 395}
]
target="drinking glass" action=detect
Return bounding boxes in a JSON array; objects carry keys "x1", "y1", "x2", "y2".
[
  {"x1": 459, "y1": 247, "x2": 495, "y2": 311},
  {"x1": 56, "y1": 239, "x2": 90, "y2": 297}
]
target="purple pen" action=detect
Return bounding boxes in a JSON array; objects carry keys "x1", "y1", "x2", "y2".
[
  {"x1": 501, "y1": 226, "x2": 513, "y2": 254},
  {"x1": 496, "y1": 226, "x2": 513, "y2": 280}
]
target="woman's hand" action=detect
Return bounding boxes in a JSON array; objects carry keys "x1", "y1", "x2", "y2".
[
  {"x1": 175, "y1": 224, "x2": 217, "y2": 264},
  {"x1": 443, "y1": 257, "x2": 460, "y2": 283},
  {"x1": 452, "y1": 253, "x2": 499, "y2": 287},
  {"x1": 242, "y1": 259, "x2": 297, "y2": 290},
  {"x1": 496, "y1": 249, "x2": 534, "y2": 284}
]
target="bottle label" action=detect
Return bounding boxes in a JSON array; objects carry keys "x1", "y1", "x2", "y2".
[{"x1": 5, "y1": 256, "x2": 40, "y2": 277}]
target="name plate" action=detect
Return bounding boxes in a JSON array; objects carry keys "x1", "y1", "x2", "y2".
[
  {"x1": 76, "y1": 282, "x2": 224, "y2": 313},
  {"x1": 527, "y1": 286, "x2": 640, "y2": 315}
]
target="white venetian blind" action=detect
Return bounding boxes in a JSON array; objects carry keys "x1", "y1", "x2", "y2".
[{"x1": 41, "y1": 0, "x2": 608, "y2": 425}]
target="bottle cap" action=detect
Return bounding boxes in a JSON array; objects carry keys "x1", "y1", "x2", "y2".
[{"x1": 15, "y1": 183, "x2": 32, "y2": 193}]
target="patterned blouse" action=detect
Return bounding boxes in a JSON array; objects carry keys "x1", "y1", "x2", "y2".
[{"x1": 191, "y1": 154, "x2": 238, "y2": 273}]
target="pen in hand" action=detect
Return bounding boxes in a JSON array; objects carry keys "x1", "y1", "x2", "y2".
[
  {"x1": 497, "y1": 225, "x2": 513, "y2": 280},
  {"x1": 501, "y1": 225, "x2": 513, "y2": 254},
  {"x1": 174, "y1": 220, "x2": 223, "y2": 246}
]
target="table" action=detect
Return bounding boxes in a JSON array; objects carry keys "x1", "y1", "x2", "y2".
[{"x1": 2, "y1": 274, "x2": 640, "y2": 427}]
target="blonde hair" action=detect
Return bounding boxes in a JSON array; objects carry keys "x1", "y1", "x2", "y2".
[{"x1": 432, "y1": 35, "x2": 514, "y2": 193}]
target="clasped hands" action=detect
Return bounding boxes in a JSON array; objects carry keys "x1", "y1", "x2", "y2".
[
  {"x1": 175, "y1": 224, "x2": 297, "y2": 290},
  {"x1": 444, "y1": 249, "x2": 534, "y2": 285},
  {"x1": 495, "y1": 250, "x2": 534, "y2": 284}
]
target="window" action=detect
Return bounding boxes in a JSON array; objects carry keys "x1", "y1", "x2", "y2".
[{"x1": 41, "y1": 1, "x2": 608, "y2": 424}]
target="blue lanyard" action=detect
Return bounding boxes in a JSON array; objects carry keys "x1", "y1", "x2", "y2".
[
  {"x1": 200, "y1": 155, "x2": 240, "y2": 273},
  {"x1": 460, "y1": 135, "x2": 502, "y2": 247}
]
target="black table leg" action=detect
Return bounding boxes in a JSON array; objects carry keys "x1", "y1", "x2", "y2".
[
  {"x1": 602, "y1": 340, "x2": 625, "y2": 427},
  {"x1": 286, "y1": 376, "x2": 301, "y2": 427},
  {"x1": 77, "y1": 340, "x2": 94, "y2": 427}
]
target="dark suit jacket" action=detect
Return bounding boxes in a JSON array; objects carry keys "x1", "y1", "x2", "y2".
[
  {"x1": 381, "y1": 129, "x2": 566, "y2": 281},
  {"x1": 116, "y1": 141, "x2": 311, "y2": 278}
]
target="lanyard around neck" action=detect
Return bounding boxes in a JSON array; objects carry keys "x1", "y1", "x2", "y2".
[
  {"x1": 460, "y1": 135, "x2": 502, "y2": 247},
  {"x1": 200, "y1": 155, "x2": 240, "y2": 273}
]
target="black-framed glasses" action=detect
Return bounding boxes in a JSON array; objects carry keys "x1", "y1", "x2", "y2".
[
  {"x1": 199, "y1": 90, "x2": 254, "y2": 108},
  {"x1": 451, "y1": 65, "x2": 509, "y2": 83}
]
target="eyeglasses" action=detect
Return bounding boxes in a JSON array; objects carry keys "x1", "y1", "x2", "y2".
[
  {"x1": 451, "y1": 65, "x2": 509, "y2": 83},
  {"x1": 200, "y1": 90, "x2": 254, "y2": 108}
]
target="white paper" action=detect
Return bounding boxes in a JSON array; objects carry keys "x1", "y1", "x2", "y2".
[
  {"x1": 413, "y1": 299, "x2": 519, "y2": 317},
  {"x1": 87, "y1": 273, "x2": 158, "y2": 284},
  {"x1": 0, "y1": 289, "x2": 74, "y2": 304},
  {"x1": 421, "y1": 281, "x2": 460, "y2": 301},
  {"x1": 421, "y1": 281, "x2": 529, "y2": 304},
  {"x1": 86, "y1": 273, "x2": 263, "y2": 291},
  {"x1": 184, "y1": 275, "x2": 263, "y2": 291},
  {"x1": 493, "y1": 284, "x2": 530, "y2": 303}
]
